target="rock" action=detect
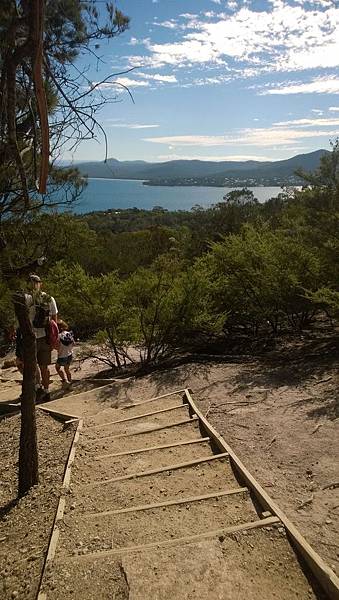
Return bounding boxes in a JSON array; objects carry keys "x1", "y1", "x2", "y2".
[{"x1": 325, "y1": 518, "x2": 333, "y2": 525}]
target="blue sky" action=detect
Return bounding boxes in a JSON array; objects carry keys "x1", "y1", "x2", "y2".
[{"x1": 65, "y1": 0, "x2": 339, "y2": 163}]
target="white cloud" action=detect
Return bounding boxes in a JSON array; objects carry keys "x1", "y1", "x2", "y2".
[
  {"x1": 273, "y1": 117, "x2": 339, "y2": 127},
  {"x1": 126, "y1": 2, "x2": 339, "y2": 81},
  {"x1": 157, "y1": 153, "x2": 274, "y2": 162},
  {"x1": 137, "y1": 72, "x2": 177, "y2": 83},
  {"x1": 112, "y1": 77, "x2": 150, "y2": 88},
  {"x1": 154, "y1": 20, "x2": 177, "y2": 30},
  {"x1": 259, "y1": 77, "x2": 339, "y2": 95},
  {"x1": 329, "y1": 106, "x2": 339, "y2": 112},
  {"x1": 182, "y1": 75, "x2": 232, "y2": 87},
  {"x1": 107, "y1": 123, "x2": 159, "y2": 129},
  {"x1": 143, "y1": 126, "x2": 336, "y2": 148}
]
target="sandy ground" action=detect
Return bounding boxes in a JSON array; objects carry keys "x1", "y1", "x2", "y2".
[
  {"x1": 0, "y1": 412, "x2": 74, "y2": 600},
  {"x1": 0, "y1": 333, "x2": 338, "y2": 596},
  {"x1": 43, "y1": 390, "x2": 326, "y2": 599},
  {"x1": 38, "y1": 334, "x2": 338, "y2": 576}
]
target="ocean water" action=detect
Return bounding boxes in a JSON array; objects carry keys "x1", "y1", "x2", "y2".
[{"x1": 73, "y1": 178, "x2": 284, "y2": 214}]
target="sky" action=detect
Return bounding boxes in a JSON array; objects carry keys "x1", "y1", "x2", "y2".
[{"x1": 65, "y1": 0, "x2": 339, "y2": 163}]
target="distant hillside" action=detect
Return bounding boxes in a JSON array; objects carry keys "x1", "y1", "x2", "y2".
[{"x1": 75, "y1": 149, "x2": 329, "y2": 186}]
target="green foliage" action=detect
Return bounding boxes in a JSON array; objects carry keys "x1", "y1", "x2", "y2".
[
  {"x1": 122, "y1": 256, "x2": 223, "y2": 364},
  {"x1": 199, "y1": 225, "x2": 321, "y2": 333},
  {"x1": 1, "y1": 143, "x2": 338, "y2": 366},
  {"x1": 0, "y1": 281, "x2": 14, "y2": 330},
  {"x1": 46, "y1": 255, "x2": 222, "y2": 367},
  {"x1": 0, "y1": 0, "x2": 128, "y2": 250}
]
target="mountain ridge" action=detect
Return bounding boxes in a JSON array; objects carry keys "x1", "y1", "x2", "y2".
[{"x1": 74, "y1": 149, "x2": 329, "y2": 185}]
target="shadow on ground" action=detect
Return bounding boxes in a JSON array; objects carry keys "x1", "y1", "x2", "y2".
[
  {"x1": 229, "y1": 335, "x2": 338, "y2": 421},
  {"x1": 231, "y1": 336, "x2": 338, "y2": 388}
]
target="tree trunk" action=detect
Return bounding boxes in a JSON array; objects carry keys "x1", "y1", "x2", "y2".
[{"x1": 13, "y1": 292, "x2": 39, "y2": 497}]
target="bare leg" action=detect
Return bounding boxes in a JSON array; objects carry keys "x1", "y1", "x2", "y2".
[
  {"x1": 40, "y1": 365, "x2": 50, "y2": 390},
  {"x1": 55, "y1": 363, "x2": 66, "y2": 382},
  {"x1": 65, "y1": 364, "x2": 72, "y2": 383}
]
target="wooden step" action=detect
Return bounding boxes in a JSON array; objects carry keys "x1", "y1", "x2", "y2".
[
  {"x1": 79, "y1": 418, "x2": 201, "y2": 454},
  {"x1": 70, "y1": 457, "x2": 238, "y2": 514},
  {"x1": 42, "y1": 526, "x2": 322, "y2": 600},
  {"x1": 58, "y1": 492, "x2": 256, "y2": 558},
  {"x1": 82, "y1": 405, "x2": 189, "y2": 439},
  {"x1": 74, "y1": 439, "x2": 214, "y2": 483},
  {"x1": 85, "y1": 393, "x2": 185, "y2": 426}
]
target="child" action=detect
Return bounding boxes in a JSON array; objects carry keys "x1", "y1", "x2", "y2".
[{"x1": 56, "y1": 320, "x2": 75, "y2": 385}]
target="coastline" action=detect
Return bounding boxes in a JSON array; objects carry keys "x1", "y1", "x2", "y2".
[
  {"x1": 87, "y1": 176, "x2": 297, "y2": 188},
  {"x1": 87, "y1": 177, "x2": 146, "y2": 182}
]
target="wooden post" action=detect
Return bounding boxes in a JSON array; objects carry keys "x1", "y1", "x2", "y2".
[{"x1": 13, "y1": 291, "x2": 39, "y2": 497}]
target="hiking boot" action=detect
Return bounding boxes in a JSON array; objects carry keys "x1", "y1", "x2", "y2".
[{"x1": 35, "y1": 387, "x2": 45, "y2": 401}]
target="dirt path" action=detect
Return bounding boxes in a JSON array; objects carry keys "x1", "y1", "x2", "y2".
[
  {"x1": 0, "y1": 412, "x2": 74, "y2": 600},
  {"x1": 39, "y1": 388, "x2": 331, "y2": 600},
  {"x1": 1, "y1": 337, "x2": 338, "y2": 598}
]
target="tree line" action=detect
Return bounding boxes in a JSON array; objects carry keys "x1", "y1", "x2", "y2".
[{"x1": 1, "y1": 142, "x2": 338, "y2": 369}]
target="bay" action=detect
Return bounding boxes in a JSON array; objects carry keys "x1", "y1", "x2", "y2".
[{"x1": 73, "y1": 178, "x2": 284, "y2": 214}]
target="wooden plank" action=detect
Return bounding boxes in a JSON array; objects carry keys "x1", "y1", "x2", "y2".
[
  {"x1": 184, "y1": 389, "x2": 339, "y2": 600},
  {"x1": 64, "y1": 418, "x2": 80, "y2": 426},
  {"x1": 80, "y1": 452, "x2": 229, "y2": 487},
  {"x1": 63, "y1": 419, "x2": 83, "y2": 490},
  {"x1": 45, "y1": 527, "x2": 60, "y2": 563},
  {"x1": 85, "y1": 404, "x2": 187, "y2": 430},
  {"x1": 56, "y1": 380, "x2": 116, "y2": 399},
  {"x1": 58, "y1": 516, "x2": 280, "y2": 562},
  {"x1": 0, "y1": 408, "x2": 20, "y2": 420},
  {"x1": 96, "y1": 437, "x2": 211, "y2": 460},
  {"x1": 81, "y1": 416, "x2": 198, "y2": 443},
  {"x1": 82, "y1": 487, "x2": 249, "y2": 519},
  {"x1": 71, "y1": 378, "x2": 132, "y2": 384},
  {"x1": 55, "y1": 497, "x2": 66, "y2": 522},
  {"x1": 120, "y1": 388, "x2": 187, "y2": 410},
  {"x1": 40, "y1": 378, "x2": 130, "y2": 407},
  {"x1": 37, "y1": 415, "x2": 83, "y2": 600},
  {"x1": 38, "y1": 405, "x2": 81, "y2": 421}
]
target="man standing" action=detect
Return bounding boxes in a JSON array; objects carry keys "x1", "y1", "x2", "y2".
[{"x1": 26, "y1": 274, "x2": 58, "y2": 401}]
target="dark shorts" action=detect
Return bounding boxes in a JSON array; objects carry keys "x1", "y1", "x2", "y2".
[
  {"x1": 37, "y1": 337, "x2": 51, "y2": 366},
  {"x1": 57, "y1": 355, "x2": 72, "y2": 366}
]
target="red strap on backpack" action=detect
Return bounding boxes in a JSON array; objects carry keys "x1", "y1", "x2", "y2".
[{"x1": 47, "y1": 320, "x2": 59, "y2": 350}]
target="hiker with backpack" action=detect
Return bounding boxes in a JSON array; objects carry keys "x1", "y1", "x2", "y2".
[
  {"x1": 55, "y1": 320, "x2": 75, "y2": 385},
  {"x1": 26, "y1": 274, "x2": 58, "y2": 401}
]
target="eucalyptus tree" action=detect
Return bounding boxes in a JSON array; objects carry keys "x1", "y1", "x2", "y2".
[{"x1": 0, "y1": 0, "x2": 129, "y2": 496}]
